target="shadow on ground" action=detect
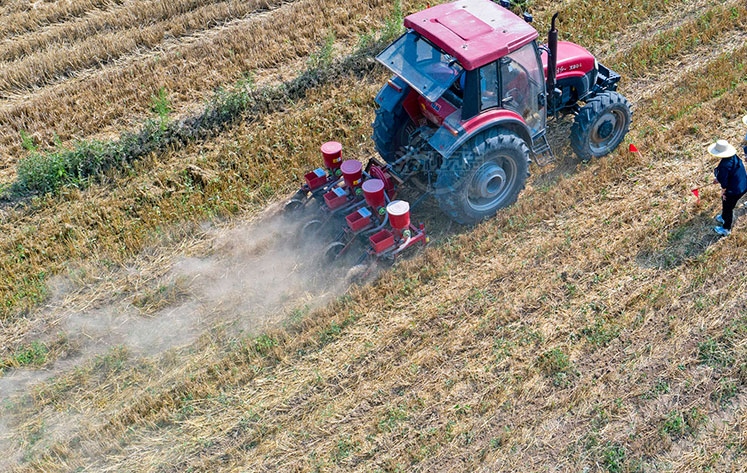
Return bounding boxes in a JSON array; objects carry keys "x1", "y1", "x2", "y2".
[{"x1": 635, "y1": 208, "x2": 741, "y2": 269}]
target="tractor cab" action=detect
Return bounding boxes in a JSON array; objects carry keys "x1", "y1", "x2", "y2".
[
  {"x1": 376, "y1": 1, "x2": 548, "y2": 144},
  {"x1": 377, "y1": 30, "x2": 547, "y2": 139}
]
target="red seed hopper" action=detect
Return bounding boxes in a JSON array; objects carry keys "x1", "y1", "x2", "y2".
[{"x1": 286, "y1": 141, "x2": 427, "y2": 264}]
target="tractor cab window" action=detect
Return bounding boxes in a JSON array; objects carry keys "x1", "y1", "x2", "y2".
[
  {"x1": 376, "y1": 31, "x2": 464, "y2": 103},
  {"x1": 500, "y1": 42, "x2": 546, "y2": 136},
  {"x1": 479, "y1": 62, "x2": 499, "y2": 110}
]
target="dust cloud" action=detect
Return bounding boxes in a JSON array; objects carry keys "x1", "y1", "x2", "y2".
[
  {"x1": 8, "y1": 208, "x2": 359, "y2": 386},
  {"x1": 172, "y1": 212, "x2": 345, "y2": 330},
  {"x1": 0, "y1": 207, "x2": 367, "y2": 461}
]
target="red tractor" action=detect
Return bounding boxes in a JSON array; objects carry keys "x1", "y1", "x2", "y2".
[{"x1": 373, "y1": 0, "x2": 632, "y2": 224}]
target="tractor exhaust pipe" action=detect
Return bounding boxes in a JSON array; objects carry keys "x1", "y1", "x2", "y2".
[{"x1": 547, "y1": 12, "x2": 559, "y2": 110}]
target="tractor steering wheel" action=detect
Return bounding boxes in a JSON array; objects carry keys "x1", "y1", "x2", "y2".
[{"x1": 502, "y1": 87, "x2": 524, "y2": 110}]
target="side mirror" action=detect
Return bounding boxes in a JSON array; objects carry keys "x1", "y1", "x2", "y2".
[{"x1": 523, "y1": 12, "x2": 533, "y2": 23}]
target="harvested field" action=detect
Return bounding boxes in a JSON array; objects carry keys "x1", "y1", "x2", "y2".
[
  {"x1": 0, "y1": 0, "x2": 285, "y2": 93},
  {"x1": 0, "y1": 0, "x2": 401, "y2": 174},
  {"x1": 0, "y1": 0, "x2": 116, "y2": 38},
  {"x1": 2, "y1": 0, "x2": 747, "y2": 471}
]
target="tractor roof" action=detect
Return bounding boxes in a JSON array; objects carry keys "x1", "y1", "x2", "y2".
[{"x1": 403, "y1": 0, "x2": 538, "y2": 71}]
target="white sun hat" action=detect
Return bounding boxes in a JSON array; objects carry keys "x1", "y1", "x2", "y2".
[
  {"x1": 742, "y1": 115, "x2": 747, "y2": 126},
  {"x1": 708, "y1": 139, "x2": 737, "y2": 158}
]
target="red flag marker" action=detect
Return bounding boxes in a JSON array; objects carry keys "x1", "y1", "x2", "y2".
[
  {"x1": 691, "y1": 188, "x2": 700, "y2": 205},
  {"x1": 629, "y1": 143, "x2": 639, "y2": 152}
]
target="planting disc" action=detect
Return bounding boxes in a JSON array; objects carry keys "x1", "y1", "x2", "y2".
[{"x1": 324, "y1": 241, "x2": 346, "y2": 262}]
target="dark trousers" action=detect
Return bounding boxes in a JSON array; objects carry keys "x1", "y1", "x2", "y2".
[{"x1": 722, "y1": 191, "x2": 746, "y2": 229}]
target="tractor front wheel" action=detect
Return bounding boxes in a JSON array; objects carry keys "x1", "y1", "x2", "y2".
[
  {"x1": 570, "y1": 91, "x2": 632, "y2": 161},
  {"x1": 434, "y1": 129, "x2": 530, "y2": 225}
]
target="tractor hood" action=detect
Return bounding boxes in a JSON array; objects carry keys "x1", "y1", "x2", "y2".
[
  {"x1": 403, "y1": 0, "x2": 538, "y2": 71},
  {"x1": 541, "y1": 41, "x2": 596, "y2": 79}
]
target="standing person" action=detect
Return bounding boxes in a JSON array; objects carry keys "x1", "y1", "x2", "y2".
[
  {"x1": 710, "y1": 139, "x2": 747, "y2": 236},
  {"x1": 742, "y1": 115, "x2": 747, "y2": 207}
]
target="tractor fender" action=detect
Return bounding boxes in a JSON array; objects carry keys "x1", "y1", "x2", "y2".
[
  {"x1": 374, "y1": 75, "x2": 410, "y2": 112},
  {"x1": 556, "y1": 69, "x2": 597, "y2": 104},
  {"x1": 428, "y1": 109, "x2": 532, "y2": 159}
]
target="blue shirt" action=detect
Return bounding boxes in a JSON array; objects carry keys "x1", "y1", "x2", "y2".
[{"x1": 715, "y1": 154, "x2": 747, "y2": 195}]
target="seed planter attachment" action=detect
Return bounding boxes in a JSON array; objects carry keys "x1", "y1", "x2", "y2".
[{"x1": 287, "y1": 141, "x2": 429, "y2": 265}]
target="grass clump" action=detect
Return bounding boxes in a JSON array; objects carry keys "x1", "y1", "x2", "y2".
[
  {"x1": 578, "y1": 316, "x2": 620, "y2": 347},
  {"x1": 711, "y1": 378, "x2": 738, "y2": 405},
  {"x1": 537, "y1": 348, "x2": 577, "y2": 387},
  {"x1": 91, "y1": 345, "x2": 129, "y2": 375},
  {"x1": 382, "y1": 0, "x2": 404, "y2": 43},
  {"x1": 20, "y1": 130, "x2": 37, "y2": 152},
  {"x1": 698, "y1": 338, "x2": 731, "y2": 368},
  {"x1": 601, "y1": 442, "x2": 626, "y2": 472},
  {"x1": 600, "y1": 442, "x2": 642, "y2": 473},
  {"x1": 317, "y1": 312, "x2": 360, "y2": 345},
  {"x1": 307, "y1": 30, "x2": 336, "y2": 69},
  {"x1": 643, "y1": 378, "x2": 670, "y2": 399},
  {"x1": 660, "y1": 407, "x2": 706, "y2": 439},
  {"x1": 378, "y1": 405, "x2": 408, "y2": 433},
  {"x1": 0, "y1": 341, "x2": 48, "y2": 373},
  {"x1": 2, "y1": 272, "x2": 48, "y2": 317},
  {"x1": 698, "y1": 318, "x2": 747, "y2": 370},
  {"x1": 253, "y1": 334, "x2": 279, "y2": 356},
  {"x1": 330, "y1": 436, "x2": 359, "y2": 463},
  {"x1": 150, "y1": 87, "x2": 172, "y2": 133},
  {"x1": 15, "y1": 137, "x2": 132, "y2": 194}
]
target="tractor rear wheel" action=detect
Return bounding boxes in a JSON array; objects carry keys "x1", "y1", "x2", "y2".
[
  {"x1": 570, "y1": 91, "x2": 632, "y2": 161},
  {"x1": 372, "y1": 105, "x2": 415, "y2": 163},
  {"x1": 434, "y1": 129, "x2": 530, "y2": 225}
]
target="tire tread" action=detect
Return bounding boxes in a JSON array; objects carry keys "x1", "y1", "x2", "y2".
[
  {"x1": 570, "y1": 91, "x2": 632, "y2": 161},
  {"x1": 372, "y1": 106, "x2": 410, "y2": 163}
]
